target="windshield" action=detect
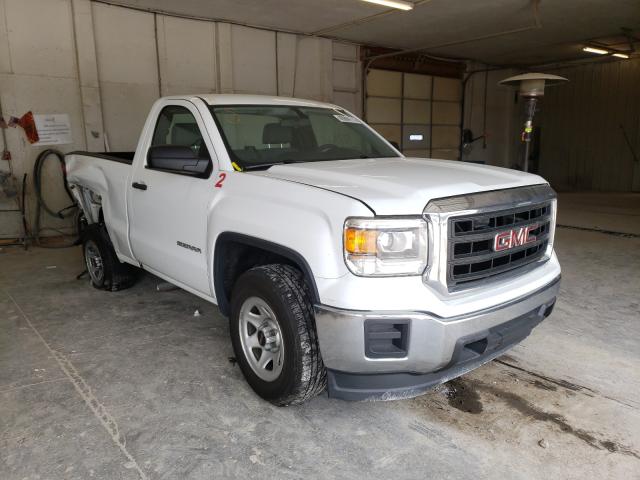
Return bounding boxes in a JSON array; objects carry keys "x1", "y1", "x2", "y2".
[{"x1": 210, "y1": 105, "x2": 399, "y2": 170}]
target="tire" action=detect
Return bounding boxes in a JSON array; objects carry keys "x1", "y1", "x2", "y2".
[
  {"x1": 76, "y1": 210, "x2": 88, "y2": 237},
  {"x1": 229, "y1": 264, "x2": 326, "y2": 406},
  {"x1": 82, "y1": 224, "x2": 137, "y2": 291}
]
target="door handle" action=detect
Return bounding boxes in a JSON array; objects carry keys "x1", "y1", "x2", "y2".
[{"x1": 132, "y1": 182, "x2": 147, "y2": 191}]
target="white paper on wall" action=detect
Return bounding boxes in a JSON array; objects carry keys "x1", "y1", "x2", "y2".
[{"x1": 33, "y1": 114, "x2": 72, "y2": 145}]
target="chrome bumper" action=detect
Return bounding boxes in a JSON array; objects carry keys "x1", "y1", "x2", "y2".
[{"x1": 314, "y1": 276, "x2": 560, "y2": 375}]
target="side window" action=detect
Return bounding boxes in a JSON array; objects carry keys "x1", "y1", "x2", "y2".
[{"x1": 151, "y1": 105, "x2": 210, "y2": 159}]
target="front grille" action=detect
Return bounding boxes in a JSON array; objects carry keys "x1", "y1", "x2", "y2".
[{"x1": 447, "y1": 202, "x2": 552, "y2": 287}]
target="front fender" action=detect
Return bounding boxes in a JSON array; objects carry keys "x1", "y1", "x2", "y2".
[{"x1": 206, "y1": 172, "x2": 373, "y2": 302}]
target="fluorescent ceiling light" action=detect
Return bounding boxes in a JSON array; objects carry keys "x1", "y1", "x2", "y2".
[
  {"x1": 583, "y1": 46, "x2": 609, "y2": 55},
  {"x1": 360, "y1": 0, "x2": 414, "y2": 11},
  {"x1": 613, "y1": 53, "x2": 629, "y2": 59}
]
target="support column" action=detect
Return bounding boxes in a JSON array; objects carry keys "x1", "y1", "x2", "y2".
[{"x1": 71, "y1": 0, "x2": 104, "y2": 151}]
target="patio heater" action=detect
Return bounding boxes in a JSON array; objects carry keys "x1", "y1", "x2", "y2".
[{"x1": 499, "y1": 73, "x2": 568, "y2": 172}]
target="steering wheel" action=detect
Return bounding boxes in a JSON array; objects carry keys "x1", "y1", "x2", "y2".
[
  {"x1": 190, "y1": 138, "x2": 211, "y2": 159},
  {"x1": 190, "y1": 138, "x2": 205, "y2": 152},
  {"x1": 317, "y1": 143, "x2": 339, "y2": 153}
]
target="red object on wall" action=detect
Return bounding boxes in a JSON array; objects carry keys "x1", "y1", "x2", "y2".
[{"x1": 17, "y1": 111, "x2": 39, "y2": 144}]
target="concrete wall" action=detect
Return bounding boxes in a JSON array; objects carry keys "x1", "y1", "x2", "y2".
[
  {"x1": 0, "y1": 0, "x2": 361, "y2": 238},
  {"x1": 537, "y1": 58, "x2": 640, "y2": 192}
]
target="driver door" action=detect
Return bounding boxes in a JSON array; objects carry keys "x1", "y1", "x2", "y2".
[{"x1": 128, "y1": 101, "x2": 217, "y2": 296}]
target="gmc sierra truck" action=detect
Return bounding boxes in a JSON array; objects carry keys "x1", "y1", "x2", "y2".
[{"x1": 66, "y1": 94, "x2": 560, "y2": 405}]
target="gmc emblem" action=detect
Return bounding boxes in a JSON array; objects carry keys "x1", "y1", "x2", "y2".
[{"x1": 494, "y1": 224, "x2": 539, "y2": 252}]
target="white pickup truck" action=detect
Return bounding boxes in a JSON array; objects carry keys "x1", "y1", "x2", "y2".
[{"x1": 66, "y1": 94, "x2": 561, "y2": 405}]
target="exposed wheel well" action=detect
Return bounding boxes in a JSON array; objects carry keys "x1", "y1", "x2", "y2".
[{"x1": 213, "y1": 233, "x2": 319, "y2": 316}]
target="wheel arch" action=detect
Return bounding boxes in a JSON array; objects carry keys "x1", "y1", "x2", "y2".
[{"x1": 213, "y1": 232, "x2": 320, "y2": 316}]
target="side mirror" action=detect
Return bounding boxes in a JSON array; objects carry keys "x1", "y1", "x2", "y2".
[
  {"x1": 147, "y1": 145, "x2": 211, "y2": 176},
  {"x1": 389, "y1": 140, "x2": 400, "y2": 150}
]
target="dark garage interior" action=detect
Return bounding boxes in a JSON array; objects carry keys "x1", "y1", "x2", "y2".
[{"x1": 1, "y1": 0, "x2": 639, "y2": 479}]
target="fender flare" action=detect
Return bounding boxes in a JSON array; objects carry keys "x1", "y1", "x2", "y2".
[{"x1": 213, "y1": 232, "x2": 320, "y2": 316}]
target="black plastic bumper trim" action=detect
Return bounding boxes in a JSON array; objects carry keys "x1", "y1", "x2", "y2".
[{"x1": 326, "y1": 297, "x2": 556, "y2": 401}]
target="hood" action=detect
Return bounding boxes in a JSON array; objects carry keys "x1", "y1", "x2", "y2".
[{"x1": 250, "y1": 157, "x2": 547, "y2": 215}]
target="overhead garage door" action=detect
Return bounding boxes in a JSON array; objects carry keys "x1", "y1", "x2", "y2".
[{"x1": 366, "y1": 69, "x2": 462, "y2": 160}]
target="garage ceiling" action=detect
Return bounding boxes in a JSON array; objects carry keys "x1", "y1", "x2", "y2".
[{"x1": 97, "y1": 0, "x2": 640, "y2": 65}]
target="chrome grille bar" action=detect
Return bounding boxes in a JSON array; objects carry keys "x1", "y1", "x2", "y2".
[{"x1": 448, "y1": 202, "x2": 552, "y2": 287}]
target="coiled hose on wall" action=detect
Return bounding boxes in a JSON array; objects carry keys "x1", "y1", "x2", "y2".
[{"x1": 33, "y1": 149, "x2": 79, "y2": 247}]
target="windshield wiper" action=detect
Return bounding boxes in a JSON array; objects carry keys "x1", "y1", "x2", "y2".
[
  {"x1": 241, "y1": 155, "x2": 376, "y2": 171},
  {"x1": 240, "y1": 160, "x2": 308, "y2": 171}
]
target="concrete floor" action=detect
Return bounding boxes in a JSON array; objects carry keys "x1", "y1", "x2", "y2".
[
  {"x1": 1, "y1": 193, "x2": 639, "y2": 480},
  {"x1": 557, "y1": 192, "x2": 640, "y2": 236}
]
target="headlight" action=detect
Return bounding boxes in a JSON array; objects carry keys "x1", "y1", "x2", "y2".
[{"x1": 344, "y1": 217, "x2": 429, "y2": 276}]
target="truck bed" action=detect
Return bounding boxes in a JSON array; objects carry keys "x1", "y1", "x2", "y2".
[
  {"x1": 67, "y1": 151, "x2": 135, "y2": 165},
  {"x1": 65, "y1": 151, "x2": 137, "y2": 261}
]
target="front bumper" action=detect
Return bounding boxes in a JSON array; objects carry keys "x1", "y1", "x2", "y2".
[{"x1": 314, "y1": 276, "x2": 560, "y2": 401}]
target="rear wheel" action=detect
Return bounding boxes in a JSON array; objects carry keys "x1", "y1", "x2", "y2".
[
  {"x1": 82, "y1": 224, "x2": 137, "y2": 291},
  {"x1": 229, "y1": 264, "x2": 326, "y2": 406}
]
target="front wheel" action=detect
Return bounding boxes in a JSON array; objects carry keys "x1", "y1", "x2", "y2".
[{"x1": 229, "y1": 264, "x2": 326, "y2": 406}]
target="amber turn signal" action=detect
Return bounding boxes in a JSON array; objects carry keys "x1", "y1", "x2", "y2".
[{"x1": 344, "y1": 228, "x2": 378, "y2": 255}]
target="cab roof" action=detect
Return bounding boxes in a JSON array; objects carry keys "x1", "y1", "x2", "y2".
[{"x1": 179, "y1": 94, "x2": 340, "y2": 109}]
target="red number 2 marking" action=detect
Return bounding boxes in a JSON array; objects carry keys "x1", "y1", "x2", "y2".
[{"x1": 215, "y1": 172, "x2": 227, "y2": 188}]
